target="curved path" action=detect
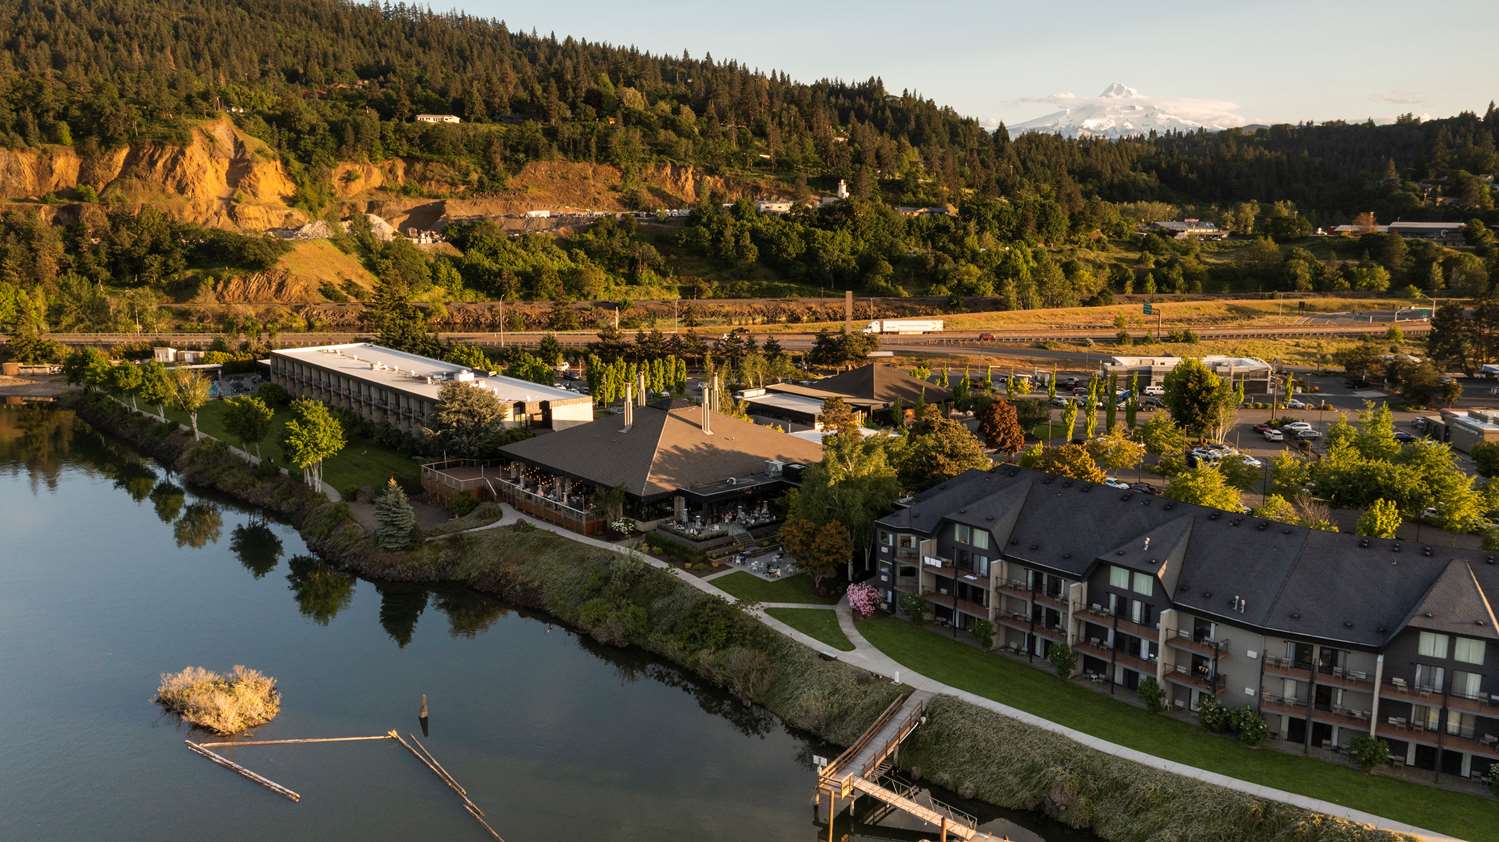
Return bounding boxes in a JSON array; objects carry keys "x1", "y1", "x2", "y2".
[{"x1": 436, "y1": 507, "x2": 1453, "y2": 840}]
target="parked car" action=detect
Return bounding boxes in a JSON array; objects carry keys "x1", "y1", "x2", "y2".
[
  {"x1": 1297, "y1": 428, "x2": 1323, "y2": 440},
  {"x1": 1262, "y1": 428, "x2": 1285, "y2": 442},
  {"x1": 977, "y1": 332, "x2": 995, "y2": 341},
  {"x1": 1282, "y1": 421, "x2": 1313, "y2": 432},
  {"x1": 1142, "y1": 397, "x2": 1165, "y2": 409},
  {"x1": 1394, "y1": 431, "x2": 1416, "y2": 443},
  {"x1": 1286, "y1": 398, "x2": 1308, "y2": 409},
  {"x1": 1051, "y1": 395, "x2": 1076, "y2": 407},
  {"x1": 1253, "y1": 423, "x2": 1272, "y2": 434},
  {"x1": 1103, "y1": 477, "x2": 1131, "y2": 490},
  {"x1": 1129, "y1": 482, "x2": 1159, "y2": 495},
  {"x1": 1143, "y1": 384, "x2": 1165, "y2": 396},
  {"x1": 1235, "y1": 454, "x2": 1263, "y2": 469}
]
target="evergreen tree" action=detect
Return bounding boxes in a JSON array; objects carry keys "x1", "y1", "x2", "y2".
[{"x1": 374, "y1": 478, "x2": 417, "y2": 550}]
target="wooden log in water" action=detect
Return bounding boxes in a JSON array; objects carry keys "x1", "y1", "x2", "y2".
[
  {"x1": 194, "y1": 735, "x2": 394, "y2": 749},
  {"x1": 408, "y1": 734, "x2": 467, "y2": 796},
  {"x1": 465, "y1": 802, "x2": 506, "y2": 842},
  {"x1": 391, "y1": 731, "x2": 483, "y2": 815},
  {"x1": 184, "y1": 741, "x2": 301, "y2": 802}
]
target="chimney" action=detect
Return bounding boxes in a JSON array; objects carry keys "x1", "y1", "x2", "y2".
[{"x1": 623, "y1": 385, "x2": 634, "y2": 430}]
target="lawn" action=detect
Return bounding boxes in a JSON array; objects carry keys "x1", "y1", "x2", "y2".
[
  {"x1": 857, "y1": 615, "x2": 1498, "y2": 841},
  {"x1": 764, "y1": 607, "x2": 853, "y2": 651},
  {"x1": 164, "y1": 400, "x2": 422, "y2": 493},
  {"x1": 709, "y1": 571, "x2": 839, "y2": 605}
]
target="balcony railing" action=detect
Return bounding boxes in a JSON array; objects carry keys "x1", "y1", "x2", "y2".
[
  {"x1": 1383, "y1": 678, "x2": 1442, "y2": 705},
  {"x1": 1166, "y1": 629, "x2": 1230, "y2": 659},
  {"x1": 1164, "y1": 663, "x2": 1223, "y2": 695},
  {"x1": 1447, "y1": 687, "x2": 1499, "y2": 716},
  {"x1": 1315, "y1": 663, "x2": 1373, "y2": 690},
  {"x1": 1262, "y1": 654, "x2": 1312, "y2": 678}
]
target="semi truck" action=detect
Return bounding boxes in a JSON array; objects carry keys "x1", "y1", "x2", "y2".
[{"x1": 861, "y1": 319, "x2": 944, "y2": 335}]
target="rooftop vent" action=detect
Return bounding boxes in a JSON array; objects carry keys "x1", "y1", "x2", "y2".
[
  {"x1": 1256, "y1": 522, "x2": 1268, "y2": 531},
  {"x1": 1116, "y1": 549, "x2": 1127, "y2": 556},
  {"x1": 1202, "y1": 590, "x2": 1213, "y2": 599},
  {"x1": 985, "y1": 515, "x2": 995, "y2": 522},
  {"x1": 1142, "y1": 498, "x2": 1152, "y2": 506},
  {"x1": 1163, "y1": 502, "x2": 1175, "y2": 510},
  {"x1": 1359, "y1": 538, "x2": 1370, "y2": 548},
  {"x1": 1392, "y1": 543, "x2": 1402, "y2": 553},
  {"x1": 1424, "y1": 610, "x2": 1434, "y2": 618},
  {"x1": 1208, "y1": 511, "x2": 1221, "y2": 520},
  {"x1": 1377, "y1": 625, "x2": 1388, "y2": 634},
  {"x1": 958, "y1": 508, "x2": 968, "y2": 514},
  {"x1": 1422, "y1": 546, "x2": 1433, "y2": 557},
  {"x1": 1489, "y1": 556, "x2": 1496, "y2": 565},
  {"x1": 1343, "y1": 620, "x2": 1355, "y2": 629},
  {"x1": 1062, "y1": 552, "x2": 1072, "y2": 559},
  {"x1": 1281, "y1": 528, "x2": 1293, "y2": 535},
  {"x1": 1029, "y1": 543, "x2": 1040, "y2": 551},
  {"x1": 1290, "y1": 611, "x2": 1302, "y2": 620},
  {"x1": 1230, "y1": 519, "x2": 1241, "y2": 527}
]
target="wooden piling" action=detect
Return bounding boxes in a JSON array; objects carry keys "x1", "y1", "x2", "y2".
[
  {"x1": 184, "y1": 740, "x2": 301, "y2": 802},
  {"x1": 419, "y1": 693, "x2": 429, "y2": 720}
]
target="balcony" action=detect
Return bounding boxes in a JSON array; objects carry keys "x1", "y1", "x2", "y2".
[
  {"x1": 1382, "y1": 678, "x2": 1443, "y2": 706},
  {"x1": 1314, "y1": 663, "x2": 1374, "y2": 692},
  {"x1": 1164, "y1": 663, "x2": 1224, "y2": 696},
  {"x1": 1075, "y1": 639, "x2": 1111, "y2": 661},
  {"x1": 1033, "y1": 623, "x2": 1067, "y2": 643},
  {"x1": 1311, "y1": 703, "x2": 1373, "y2": 731},
  {"x1": 1373, "y1": 719, "x2": 1499, "y2": 758},
  {"x1": 1165, "y1": 629, "x2": 1230, "y2": 660},
  {"x1": 1447, "y1": 688, "x2": 1499, "y2": 717},
  {"x1": 921, "y1": 590, "x2": 989, "y2": 620},
  {"x1": 1262, "y1": 654, "x2": 1312, "y2": 680},
  {"x1": 996, "y1": 579, "x2": 1032, "y2": 595},
  {"x1": 1033, "y1": 591, "x2": 1068, "y2": 612},
  {"x1": 1260, "y1": 692, "x2": 1307, "y2": 718},
  {"x1": 1115, "y1": 650, "x2": 1158, "y2": 675},
  {"x1": 995, "y1": 612, "x2": 1032, "y2": 634}
]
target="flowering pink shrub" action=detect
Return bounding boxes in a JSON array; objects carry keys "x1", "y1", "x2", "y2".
[{"x1": 847, "y1": 582, "x2": 881, "y2": 619}]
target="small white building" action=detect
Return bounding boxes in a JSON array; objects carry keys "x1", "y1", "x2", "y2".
[
  {"x1": 1151, "y1": 219, "x2": 1225, "y2": 240},
  {"x1": 1101, "y1": 354, "x2": 1274, "y2": 393},
  {"x1": 415, "y1": 114, "x2": 461, "y2": 124}
]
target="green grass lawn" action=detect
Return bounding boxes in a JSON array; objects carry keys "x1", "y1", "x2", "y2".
[
  {"x1": 765, "y1": 607, "x2": 853, "y2": 651},
  {"x1": 164, "y1": 400, "x2": 422, "y2": 493},
  {"x1": 709, "y1": 571, "x2": 839, "y2": 605},
  {"x1": 857, "y1": 615, "x2": 1498, "y2": 841}
]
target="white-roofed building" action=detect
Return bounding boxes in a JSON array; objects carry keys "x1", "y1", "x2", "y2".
[
  {"x1": 1101, "y1": 354, "x2": 1274, "y2": 393},
  {"x1": 270, "y1": 343, "x2": 594, "y2": 435}
]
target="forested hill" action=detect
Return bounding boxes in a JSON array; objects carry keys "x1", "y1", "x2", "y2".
[{"x1": 0, "y1": 0, "x2": 1496, "y2": 219}]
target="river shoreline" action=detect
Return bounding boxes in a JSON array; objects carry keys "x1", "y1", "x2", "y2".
[{"x1": 68, "y1": 392, "x2": 1413, "y2": 842}]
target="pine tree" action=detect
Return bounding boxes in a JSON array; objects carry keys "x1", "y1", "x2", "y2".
[{"x1": 374, "y1": 478, "x2": 417, "y2": 550}]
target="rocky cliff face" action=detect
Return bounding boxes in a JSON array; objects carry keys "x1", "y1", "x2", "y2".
[{"x1": 0, "y1": 118, "x2": 305, "y2": 231}]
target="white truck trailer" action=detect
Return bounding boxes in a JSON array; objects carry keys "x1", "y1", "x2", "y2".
[{"x1": 861, "y1": 319, "x2": 944, "y2": 335}]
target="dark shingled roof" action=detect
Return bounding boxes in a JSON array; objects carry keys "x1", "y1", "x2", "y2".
[
  {"x1": 499, "y1": 402, "x2": 822, "y2": 499},
  {"x1": 876, "y1": 467, "x2": 1498, "y2": 648},
  {"x1": 772, "y1": 364, "x2": 952, "y2": 407}
]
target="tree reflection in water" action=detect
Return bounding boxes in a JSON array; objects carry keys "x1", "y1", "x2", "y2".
[
  {"x1": 230, "y1": 521, "x2": 283, "y2": 578},
  {"x1": 286, "y1": 554, "x2": 356, "y2": 625},
  {"x1": 432, "y1": 586, "x2": 508, "y2": 638},
  {"x1": 149, "y1": 481, "x2": 185, "y2": 524},
  {"x1": 114, "y1": 461, "x2": 158, "y2": 503},
  {"x1": 173, "y1": 501, "x2": 222, "y2": 548},
  {"x1": 374, "y1": 581, "x2": 429, "y2": 647}
]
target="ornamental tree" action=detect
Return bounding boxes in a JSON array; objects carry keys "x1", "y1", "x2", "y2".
[
  {"x1": 846, "y1": 583, "x2": 880, "y2": 619},
  {"x1": 977, "y1": 398, "x2": 1024, "y2": 457},
  {"x1": 1162, "y1": 357, "x2": 1235, "y2": 440},
  {"x1": 1356, "y1": 498, "x2": 1402, "y2": 538},
  {"x1": 1165, "y1": 465, "x2": 1242, "y2": 512},
  {"x1": 109, "y1": 362, "x2": 143, "y2": 412},
  {"x1": 1041, "y1": 443, "x2": 1106, "y2": 482},
  {"x1": 281, "y1": 399, "x2": 346, "y2": 490},
  {"x1": 169, "y1": 368, "x2": 212, "y2": 440},
  {"x1": 223, "y1": 395, "x2": 274, "y2": 457}
]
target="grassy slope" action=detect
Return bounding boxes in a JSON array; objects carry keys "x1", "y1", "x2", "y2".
[
  {"x1": 165, "y1": 399, "x2": 420, "y2": 492},
  {"x1": 709, "y1": 571, "x2": 839, "y2": 604},
  {"x1": 858, "y1": 615, "x2": 1497, "y2": 841},
  {"x1": 275, "y1": 239, "x2": 378, "y2": 295},
  {"x1": 764, "y1": 607, "x2": 853, "y2": 651}
]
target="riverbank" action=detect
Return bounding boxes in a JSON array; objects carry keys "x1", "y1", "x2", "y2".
[{"x1": 69, "y1": 392, "x2": 1423, "y2": 842}]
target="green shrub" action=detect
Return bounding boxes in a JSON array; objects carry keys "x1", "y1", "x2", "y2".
[
  {"x1": 1198, "y1": 695, "x2": 1232, "y2": 733},
  {"x1": 1234, "y1": 705, "x2": 1269, "y2": 746},
  {"x1": 255, "y1": 382, "x2": 290, "y2": 407},
  {"x1": 971, "y1": 619, "x2": 994, "y2": 650},
  {"x1": 577, "y1": 597, "x2": 648, "y2": 646},
  {"x1": 1048, "y1": 642, "x2": 1078, "y2": 680},
  {"x1": 1137, "y1": 676, "x2": 1166, "y2": 713},
  {"x1": 444, "y1": 493, "x2": 480, "y2": 517},
  {"x1": 1348, "y1": 734, "x2": 1389, "y2": 772},
  {"x1": 1488, "y1": 763, "x2": 1498, "y2": 797},
  {"x1": 672, "y1": 598, "x2": 740, "y2": 653},
  {"x1": 709, "y1": 646, "x2": 775, "y2": 703},
  {"x1": 897, "y1": 592, "x2": 927, "y2": 623}
]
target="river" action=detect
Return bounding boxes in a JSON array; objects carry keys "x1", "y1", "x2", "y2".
[{"x1": 0, "y1": 405, "x2": 1097, "y2": 842}]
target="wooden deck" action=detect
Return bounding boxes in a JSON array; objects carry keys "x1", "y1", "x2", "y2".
[{"x1": 818, "y1": 690, "x2": 1005, "y2": 841}]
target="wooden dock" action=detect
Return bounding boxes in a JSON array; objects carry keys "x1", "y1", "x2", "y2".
[{"x1": 817, "y1": 691, "x2": 1004, "y2": 842}]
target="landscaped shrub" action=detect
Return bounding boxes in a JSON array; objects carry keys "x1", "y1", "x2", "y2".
[
  {"x1": 1198, "y1": 695, "x2": 1232, "y2": 733},
  {"x1": 1137, "y1": 676, "x2": 1165, "y2": 713},
  {"x1": 1234, "y1": 705, "x2": 1269, "y2": 746},
  {"x1": 897, "y1": 592, "x2": 927, "y2": 623},
  {"x1": 1488, "y1": 763, "x2": 1499, "y2": 797},
  {"x1": 156, "y1": 665, "x2": 280, "y2": 735},
  {"x1": 1349, "y1": 734, "x2": 1389, "y2": 772},
  {"x1": 1048, "y1": 643, "x2": 1077, "y2": 680},
  {"x1": 254, "y1": 382, "x2": 290, "y2": 407},
  {"x1": 971, "y1": 619, "x2": 994, "y2": 650},
  {"x1": 847, "y1": 582, "x2": 880, "y2": 619}
]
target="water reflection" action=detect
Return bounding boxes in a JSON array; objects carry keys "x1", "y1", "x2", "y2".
[
  {"x1": 173, "y1": 501, "x2": 223, "y2": 548},
  {"x1": 150, "y1": 481, "x2": 185, "y2": 523},
  {"x1": 286, "y1": 554, "x2": 356, "y2": 624},
  {"x1": 229, "y1": 521, "x2": 283, "y2": 578},
  {"x1": 0, "y1": 403, "x2": 75, "y2": 491},
  {"x1": 374, "y1": 581, "x2": 429, "y2": 647}
]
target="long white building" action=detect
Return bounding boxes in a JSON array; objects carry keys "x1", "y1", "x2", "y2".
[{"x1": 270, "y1": 343, "x2": 593, "y2": 435}]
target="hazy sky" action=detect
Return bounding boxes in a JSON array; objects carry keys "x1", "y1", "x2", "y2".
[{"x1": 439, "y1": 0, "x2": 1498, "y2": 126}]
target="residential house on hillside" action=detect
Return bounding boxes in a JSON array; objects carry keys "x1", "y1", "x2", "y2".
[{"x1": 873, "y1": 467, "x2": 1499, "y2": 781}]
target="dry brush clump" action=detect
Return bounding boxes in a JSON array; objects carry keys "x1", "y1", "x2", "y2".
[{"x1": 155, "y1": 665, "x2": 282, "y2": 736}]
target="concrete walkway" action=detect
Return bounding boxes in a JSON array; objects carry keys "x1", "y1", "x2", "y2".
[
  {"x1": 433, "y1": 507, "x2": 1454, "y2": 840},
  {"x1": 828, "y1": 601, "x2": 1457, "y2": 842}
]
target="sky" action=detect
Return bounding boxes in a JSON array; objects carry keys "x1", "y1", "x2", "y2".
[{"x1": 437, "y1": 0, "x2": 1499, "y2": 127}]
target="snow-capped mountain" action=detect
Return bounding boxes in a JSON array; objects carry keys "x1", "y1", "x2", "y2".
[{"x1": 1011, "y1": 83, "x2": 1247, "y2": 139}]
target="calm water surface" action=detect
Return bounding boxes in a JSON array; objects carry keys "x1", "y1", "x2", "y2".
[{"x1": 0, "y1": 406, "x2": 1097, "y2": 842}]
